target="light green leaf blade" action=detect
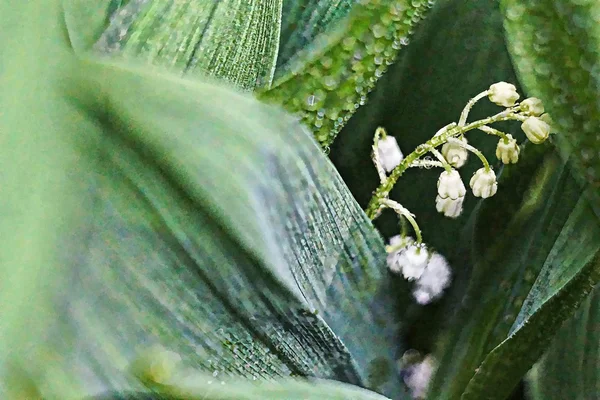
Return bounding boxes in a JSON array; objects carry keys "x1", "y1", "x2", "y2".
[
  {"x1": 259, "y1": 0, "x2": 435, "y2": 149},
  {"x1": 500, "y1": 0, "x2": 600, "y2": 208},
  {"x1": 1, "y1": 21, "x2": 409, "y2": 396},
  {"x1": 427, "y1": 145, "x2": 600, "y2": 400},
  {"x1": 91, "y1": 374, "x2": 392, "y2": 399},
  {"x1": 93, "y1": 0, "x2": 282, "y2": 90},
  {"x1": 526, "y1": 287, "x2": 600, "y2": 400}
]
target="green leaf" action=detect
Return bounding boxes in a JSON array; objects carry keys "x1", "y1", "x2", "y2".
[
  {"x1": 278, "y1": 0, "x2": 356, "y2": 68},
  {"x1": 500, "y1": 0, "x2": 600, "y2": 208},
  {"x1": 526, "y1": 286, "x2": 600, "y2": 400},
  {"x1": 1, "y1": 3, "x2": 408, "y2": 398},
  {"x1": 427, "y1": 144, "x2": 600, "y2": 399},
  {"x1": 259, "y1": 0, "x2": 435, "y2": 149},
  {"x1": 93, "y1": 0, "x2": 283, "y2": 90},
  {"x1": 92, "y1": 374, "x2": 392, "y2": 399}
]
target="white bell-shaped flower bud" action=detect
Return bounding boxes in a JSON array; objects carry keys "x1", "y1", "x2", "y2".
[
  {"x1": 437, "y1": 169, "x2": 466, "y2": 200},
  {"x1": 495, "y1": 134, "x2": 520, "y2": 164},
  {"x1": 378, "y1": 135, "x2": 404, "y2": 172},
  {"x1": 386, "y1": 235, "x2": 414, "y2": 274},
  {"x1": 488, "y1": 82, "x2": 520, "y2": 107},
  {"x1": 520, "y1": 97, "x2": 544, "y2": 116},
  {"x1": 396, "y1": 244, "x2": 429, "y2": 281},
  {"x1": 521, "y1": 116, "x2": 550, "y2": 144},
  {"x1": 470, "y1": 168, "x2": 498, "y2": 198},
  {"x1": 403, "y1": 355, "x2": 437, "y2": 399},
  {"x1": 435, "y1": 195, "x2": 464, "y2": 218},
  {"x1": 441, "y1": 136, "x2": 469, "y2": 168}
]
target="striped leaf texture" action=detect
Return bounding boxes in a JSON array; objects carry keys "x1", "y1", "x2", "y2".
[{"x1": 1, "y1": 2, "x2": 408, "y2": 399}]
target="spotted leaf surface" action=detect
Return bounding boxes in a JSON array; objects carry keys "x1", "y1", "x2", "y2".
[
  {"x1": 260, "y1": 0, "x2": 435, "y2": 150},
  {"x1": 501, "y1": 0, "x2": 600, "y2": 208}
]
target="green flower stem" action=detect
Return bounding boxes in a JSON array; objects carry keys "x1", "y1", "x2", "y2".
[
  {"x1": 447, "y1": 138, "x2": 490, "y2": 171},
  {"x1": 366, "y1": 110, "x2": 521, "y2": 219},
  {"x1": 380, "y1": 198, "x2": 423, "y2": 244},
  {"x1": 429, "y1": 146, "x2": 452, "y2": 172},
  {"x1": 478, "y1": 125, "x2": 510, "y2": 143},
  {"x1": 458, "y1": 90, "x2": 489, "y2": 127}
]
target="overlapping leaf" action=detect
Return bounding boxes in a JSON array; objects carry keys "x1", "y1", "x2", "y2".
[
  {"x1": 526, "y1": 287, "x2": 600, "y2": 400},
  {"x1": 1, "y1": 2, "x2": 409, "y2": 399},
  {"x1": 428, "y1": 144, "x2": 600, "y2": 399},
  {"x1": 261, "y1": 0, "x2": 435, "y2": 149},
  {"x1": 501, "y1": 0, "x2": 600, "y2": 211}
]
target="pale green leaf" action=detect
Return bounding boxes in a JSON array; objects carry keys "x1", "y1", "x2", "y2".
[
  {"x1": 63, "y1": 0, "x2": 125, "y2": 52},
  {"x1": 1, "y1": 3, "x2": 409, "y2": 398}
]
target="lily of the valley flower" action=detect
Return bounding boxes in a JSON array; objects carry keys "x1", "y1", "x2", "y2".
[
  {"x1": 378, "y1": 135, "x2": 404, "y2": 172},
  {"x1": 413, "y1": 253, "x2": 452, "y2": 305},
  {"x1": 495, "y1": 134, "x2": 520, "y2": 164},
  {"x1": 470, "y1": 168, "x2": 498, "y2": 198},
  {"x1": 520, "y1": 97, "x2": 544, "y2": 116},
  {"x1": 488, "y1": 82, "x2": 520, "y2": 107},
  {"x1": 435, "y1": 195, "x2": 464, "y2": 218},
  {"x1": 441, "y1": 136, "x2": 469, "y2": 168},
  {"x1": 387, "y1": 236, "x2": 429, "y2": 281},
  {"x1": 522, "y1": 116, "x2": 551, "y2": 144},
  {"x1": 437, "y1": 169, "x2": 466, "y2": 199}
]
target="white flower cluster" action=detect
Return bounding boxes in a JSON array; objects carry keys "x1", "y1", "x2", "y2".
[
  {"x1": 387, "y1": 235, "x2": 452, "y2": 304},
  {"x1": 401, "y1": 353, "x2": 437, "y2": 399}
]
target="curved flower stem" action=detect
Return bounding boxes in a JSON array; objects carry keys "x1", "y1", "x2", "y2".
[
  {"x1": 428, "y1": 146, "x2": 452, "y2": 172},
  {"x1": 478, "y1": 125, "x2": 509, "y2": 142},
  {"x1": 458, "y1": 90, "x2": 489, "y2": 127},
  {"x1": 365, "y1": 110, "x2": 521, "y2": 219},
  {"x1": 380, "y1": 198, "x2": 422, "y2": 243},
  {"x1": 446, "y1": 137, "x2": 490, "y2": 171}
]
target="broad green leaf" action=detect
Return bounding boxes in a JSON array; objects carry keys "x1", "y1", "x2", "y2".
[
  {"x1": 526, "y1": 287, "x2": 600, "y2": 400},
  {"x1": 93, "y1": 0, "x2": 283, "y2": 90},
  {"x1": 1, "y1": 2, "x2": 408, "y2": 399},
  {"x1": 427, "y1": 144, "x2": 600, "y2": 399},
  {"x1": 501, "y1": 0, "x2": 600, "y2": 208},
  {"x1": 259, "y1": 0, "x2": 435, "y2": 149},
  {"x1": 91, "y1": 374, "x2": 392, "y2": 399}
]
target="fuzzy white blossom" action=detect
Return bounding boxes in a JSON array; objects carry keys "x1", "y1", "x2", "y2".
[
  {"x1": 521, "y1": 116, "x2": 550, "y2": 144},
  {"x1": 386, "y1": 235, "x2": 414, "y2": 274},
  {"x1": 403, "y1": 355, "x2": 437, "y2": 399},
  {"x1": 437, "y1": 169, "x2": 466, "y2": 200},
  {"x1": 488, "y1": 82, "x2": 520, "y2": 107},
  {"x1": 470, "y1": 168, "x2": 498, "y2": 198},
  {"x1": 495, "y1": 134, "x2": 520, "y2": 164},
  {"x1": 441, "y1": 136, "x2": 469, "y2": 168},
  {"x1": 413, "y1": 253, "x2": 452, "y2": 304},
  {"x1": 387, "y1": 236, "x2": 429, "y2": 281},
  {"x1": 378, "y1": 135, "x2": 404, "y2": 172},
  {"x1": 520, "y1": 97, "x2": 544, "y2": 116},
  {"x1": 435, "y1": 195, "x2": 464, "y2": 218}
]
